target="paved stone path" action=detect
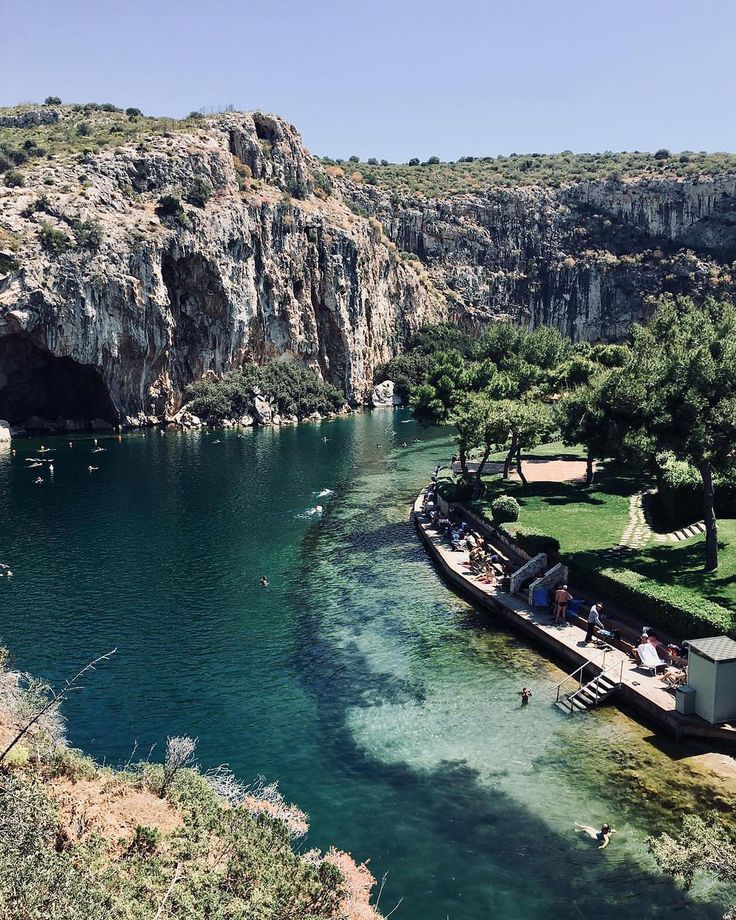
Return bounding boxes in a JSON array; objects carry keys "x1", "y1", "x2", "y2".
[{"x1": 618, "y1": 490, "x2": 706, "y2": 549}]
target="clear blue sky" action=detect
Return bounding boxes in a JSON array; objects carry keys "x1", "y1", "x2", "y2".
[{"x1": 3, "y1": 0, "x2": 735, "y2": 161}]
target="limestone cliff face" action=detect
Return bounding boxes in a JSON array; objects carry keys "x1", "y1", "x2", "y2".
[
  {"x1": 347, "y1": 174, "x2": 736, "y2": 341},
  {"x1": 0, "y1": 112, "x2": 443, "y2": 424},
  {"x1": 2, "y1": 106, "x2": 736, "y2": 426}
]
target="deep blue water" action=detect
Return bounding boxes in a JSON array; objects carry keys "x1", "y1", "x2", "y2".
[{"x1": 0, "y1": 411, "x2": 728, "y2": 918}]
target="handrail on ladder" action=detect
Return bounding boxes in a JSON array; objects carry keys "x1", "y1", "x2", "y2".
[
  {"x1": 589, "y1": 658, "x2": 625, "y2": 705},
  {"x1": 554, "y1": 663, "x2": 586, "y2": 702}
]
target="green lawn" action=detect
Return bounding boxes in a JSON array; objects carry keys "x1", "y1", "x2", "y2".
[
  {"x1": 627, "y1": 521, "x2": 736, "y2": 613},
  {"x1": 468, "y1": 443, "x2": 736, "y2": 620},
  {"x1": 474, "y1": 444, "x2": 636, "y2": 554}
]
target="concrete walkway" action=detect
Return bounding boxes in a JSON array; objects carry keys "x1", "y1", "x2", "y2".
[{"x1": 413, "y1": 490, "x2": 736, "y2": 744}]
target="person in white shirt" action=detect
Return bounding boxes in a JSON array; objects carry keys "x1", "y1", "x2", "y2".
[{"x1": 585, "y1": 603, "x2": 604, "y2": 642}]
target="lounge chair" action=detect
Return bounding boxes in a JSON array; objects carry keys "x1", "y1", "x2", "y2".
[
  {"x1": 661, "y1": 667, "x2": 687, "y2": 688},
  {"x1": 636, "y1": 643, "x2": 667, "y2": 675}
]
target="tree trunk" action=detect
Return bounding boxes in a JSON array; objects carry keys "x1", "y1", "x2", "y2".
[
  {"x1": 503, "y1": 435, "x2": 517, "y2": 480},
  {"x1": 516, "y1": 446, "x2": 528, "y2": 490},
  {"x1": 472, "y1": 444, "x2": 492, "y2": 499},
  {"x1": 458, "y1": 443, "x2": 468, "y2": 479},
  {"x1": 698, "y1": 460, "x2": 719, "y2": 571},
  {"x1": 585, "y1": 448, "x2": 595, "y2": 486}
]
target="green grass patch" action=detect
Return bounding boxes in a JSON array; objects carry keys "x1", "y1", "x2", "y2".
[{"x1": 462, "y1": 444, "x2": 736, "y2": 637}]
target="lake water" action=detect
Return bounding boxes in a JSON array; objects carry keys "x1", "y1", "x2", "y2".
[{"x1": 0, "y1": 410, "x2": 730, "y2": 919}]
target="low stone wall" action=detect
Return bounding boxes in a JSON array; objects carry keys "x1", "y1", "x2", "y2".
[
  {"x1": 510, "y1": 553, "x2": 547, "y2": 595},
  {"x1": 528, "y1": 562, "x2": 569, "y2": 607}
]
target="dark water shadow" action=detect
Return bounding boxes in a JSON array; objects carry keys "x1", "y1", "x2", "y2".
[{"x1": 291, "y1": 502, "x2": 727, "y2": 920}]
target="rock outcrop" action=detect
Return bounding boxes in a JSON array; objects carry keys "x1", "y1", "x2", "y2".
[
  {"x1": 370, "y1": 379, "x2": 400, "y2": 407},
  {"x1": 0, "y1": 110, "x2": 444, "y2": 426}
]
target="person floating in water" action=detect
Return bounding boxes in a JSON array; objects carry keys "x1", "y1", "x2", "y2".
[
  {"x1": 88, "y1": 465, "x2": 98, "y2": 472},
  {"x1": 260, "y1": 576, "x2": 269, "y2": 587},
  {"x1": 519, "y1": 687, "x2": 532, "y2": 705},
  {"x1": 575, "y1": 823, "x2": 616, "y2": 849}
]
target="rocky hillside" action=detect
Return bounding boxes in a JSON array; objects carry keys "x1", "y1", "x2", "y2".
[
  {"x1": 1, "y1": 102, "x2": 735, "y2": 428},
  {"x1": 0, "y1": 104, "x2": 443, "y2": 427},
  {"x1": 341, "y1": 163, "x2": 736, "y2": 341}
]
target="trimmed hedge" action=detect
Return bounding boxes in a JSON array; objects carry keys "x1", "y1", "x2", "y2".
[
  {"x1": 512, "y1": 529, "x2": 561, "y2": 562},
  {"x1": 568, "y1": 561, "x2": 736, "y2": 640},
  {"x1": 438, "y1": 478, "x2": 473, "y2": 503}
]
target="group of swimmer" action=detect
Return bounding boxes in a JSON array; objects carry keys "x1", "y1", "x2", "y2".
[{"x1": 14, "y1": 436, "x2": 119, "y2": 482}]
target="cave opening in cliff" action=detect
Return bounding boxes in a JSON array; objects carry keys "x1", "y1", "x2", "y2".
[{"x1": 0, "y1": 335, "x2": 117, "y2": 426}]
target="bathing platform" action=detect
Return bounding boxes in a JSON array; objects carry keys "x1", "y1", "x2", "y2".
[{"x1": 413, "y1": 490, "x2": 736, "y2": 746}]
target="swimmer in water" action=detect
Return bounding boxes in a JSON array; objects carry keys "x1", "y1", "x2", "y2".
[
  {"x1": 575, "y1": 823, "x2": 616, "y2": 849},
  {"x1": 519, "y1": 687, "x2": 532, "y2": 705},
  {"x1": 69, "y1": 442, "x2": 73, "y2": 448},
  {"x1": 0, "y1": 563, "x2": 12, "y2": 578},
  {"x1": 88, "y1": 465, "x2": 98, "y2": 472},
  {"x1": 34, "y1": 476, "x2": 43, "y2": 485},
  {"x1": 260, "y1": 576, "x2": 269, "y2": 587}
]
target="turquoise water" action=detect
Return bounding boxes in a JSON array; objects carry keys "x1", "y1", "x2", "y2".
[{"x1": 0, "y1": 411, "x2": 728, "y2": 918}]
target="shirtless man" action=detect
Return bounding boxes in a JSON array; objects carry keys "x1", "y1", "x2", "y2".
[{"x1": 553, "y1": 584, "x2": 573, "y2": 625}]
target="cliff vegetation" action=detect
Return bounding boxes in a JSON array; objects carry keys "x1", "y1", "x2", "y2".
[{"x1": 0, "y1": 647, "x2": 381, "y2": 920}]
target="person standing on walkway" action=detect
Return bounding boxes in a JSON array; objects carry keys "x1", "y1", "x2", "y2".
[
  {"x1": 553, "y1": 585, "x2": 573, "y2": 625},
  {"x1": 585, "y1": 603, "x2": 604, "y2": 642}
]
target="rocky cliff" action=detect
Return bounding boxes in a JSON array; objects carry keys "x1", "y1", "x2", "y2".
[
  {"x1": 346, "y1": 174, "x2": 736, "y2": 341},
  {"x1": 1, "y1": 104, "x2": 735, "y2": 428},
  {"x1": 0, "y1": 108, "x2": 443, "y2": 426}
]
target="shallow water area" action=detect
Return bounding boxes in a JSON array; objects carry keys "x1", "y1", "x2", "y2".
[{"x1": 0, "y1": 411, "x2": 733, "y2": 919}]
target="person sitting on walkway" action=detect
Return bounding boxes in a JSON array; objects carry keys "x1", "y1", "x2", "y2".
[
  {"x1": 585, "y1": 603, "x2": 604, "y2": 642},
  {"x1": 553, "y1": 585, "x2": 573, "y2": 625}
]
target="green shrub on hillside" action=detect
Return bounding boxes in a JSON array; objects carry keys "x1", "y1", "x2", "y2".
[
  {"x1": 38, "y1": 221, "x2": 71, "y2": 253},
  {"x1": 185, "y1": 176, "x2": 213, "y2": 208},
  {"x1": 184, "y1": 362, "x2": 345, "y2": 422},
  {"x1": 4, "y1": 169, "x2": 24, "y2": 187},
  {"x1": 72, "y1": 219, "x2": 103, "y2": 249},
  {"x1": 286, "y1": 177, "x2": 311, "y2": 200}
]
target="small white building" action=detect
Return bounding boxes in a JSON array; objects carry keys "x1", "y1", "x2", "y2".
[{"x1": 686, "y1": 636, "x2": 736, "y2": 725}]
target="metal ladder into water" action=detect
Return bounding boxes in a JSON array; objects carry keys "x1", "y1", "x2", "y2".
[{"x1": 554, "y1": 657, "x2": 625, "y2": 713}]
